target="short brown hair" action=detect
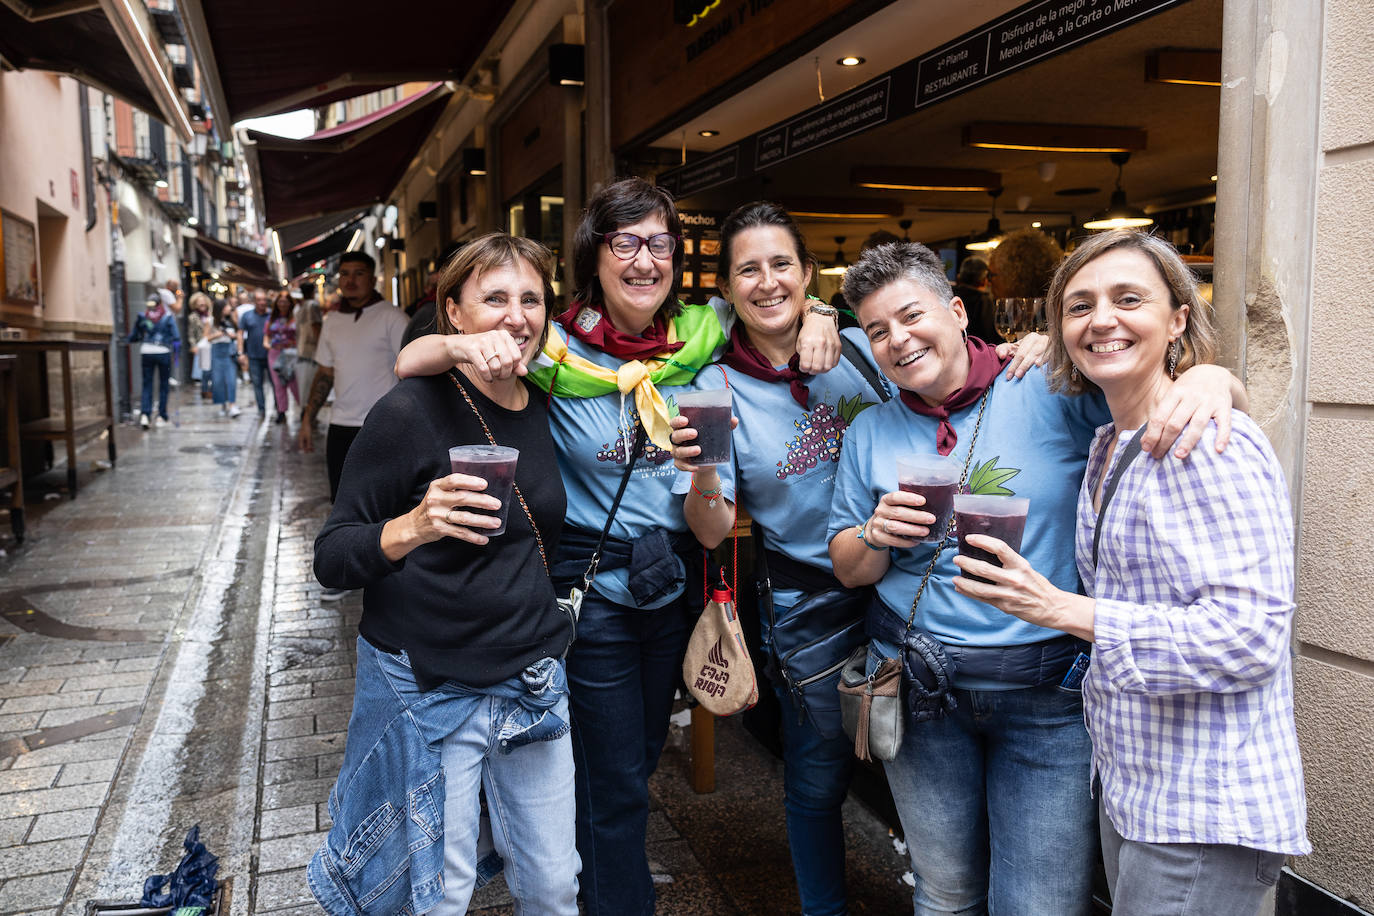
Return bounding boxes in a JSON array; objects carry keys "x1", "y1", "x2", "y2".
[
  {"x1": 572, "y1": 178, "x2": 684, "y2": 319},
  {"x1": 1046, "y1": 230, "x2": 1218, "y2": 395},
  {"x1": 434, "y1": 233, "x2": 557, "y2": 350}
]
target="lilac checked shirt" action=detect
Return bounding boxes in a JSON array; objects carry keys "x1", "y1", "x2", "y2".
[{"x1": 1078, "y1": 411, "x2": 1310, "y2": 855}]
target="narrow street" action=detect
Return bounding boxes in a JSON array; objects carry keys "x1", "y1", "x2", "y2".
[{"x1": 0, "y1": 387, "x2": 909, "y2": 915}]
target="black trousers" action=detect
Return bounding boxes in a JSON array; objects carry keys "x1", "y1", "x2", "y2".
[{"x1": 326, "y1": 423, "x2": 363, "y2": 502}]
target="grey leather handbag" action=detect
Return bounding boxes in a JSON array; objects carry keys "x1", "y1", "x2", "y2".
[{"x1": 838, "y1": 646, "x2": 904, "y2": 761}]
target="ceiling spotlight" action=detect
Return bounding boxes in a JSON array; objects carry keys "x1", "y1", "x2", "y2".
[
  {"x1": 837, "y1": 56, "x2": 865, "y2": 67},
  {"x1": 698, "y1": 129, "x2": 720, "y2": 138},
  {"x1": 1211, "y1": 174, "x2": 1218, "y2": 182},
  {"x1": 1031, "y1": 221, "x2": 1042, "y2": 228},
  {"x1": 1083, "y1": 152, "x2": 1154, "y2": 230}
]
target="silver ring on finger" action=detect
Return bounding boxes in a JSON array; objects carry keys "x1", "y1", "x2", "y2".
[
  {"x1": 882, "y1": 519, "x2": 890, "y2": 534},
  {"x1": 486, "y1": 353, "x2": 500, "y2": 363},
  {"x1": 446, "y1": 507, "x2": 458, "y2": 525}
]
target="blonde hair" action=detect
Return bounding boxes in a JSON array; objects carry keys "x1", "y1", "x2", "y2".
[{"x1": 1045, "y1": 230, "x2": 1217, "y2": 395}]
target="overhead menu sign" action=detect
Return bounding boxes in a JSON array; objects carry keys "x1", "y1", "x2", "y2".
[
  {"x1": 916, "y1": 0, "x2": 1182, "y2": 109},
  {"x1": 657, "y1": 0, "x2": 1187, "y2": 198},
  {"x1": 756, "y1": 76, "x2": 892, "y2": 169}
]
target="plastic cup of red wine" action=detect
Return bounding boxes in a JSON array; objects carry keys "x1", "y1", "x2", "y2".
[
  {"x1": 953, "y1": 494, "x2": 1029, "y2": 583},
  {"x1": 896, "y1": 454, "x2": 962, "y2": 543},
  {"x1": 448, "y1": 445, "x2": 519, "y2": 536},
  {"x1": 674, "y1": 388, "x2": 733, "y2": 467}
]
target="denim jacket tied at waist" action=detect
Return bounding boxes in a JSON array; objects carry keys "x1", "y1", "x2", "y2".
[{"x1": 308, "y1": 639, "x2": 568, "y2": 916}]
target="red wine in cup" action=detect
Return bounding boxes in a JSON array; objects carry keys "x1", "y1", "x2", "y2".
[
  {"x1": 679, "y1": 405, "x2": 733, "y2": 466},
  {"x1": 898, "y1": 481, "x2": 957, "y2": 543},
  {"x1": 449, "y1": 454, "x2": 517, "y2": 536},
  {"x1": 956, "y1": 510, "x2": 1027, "y2": 584}
]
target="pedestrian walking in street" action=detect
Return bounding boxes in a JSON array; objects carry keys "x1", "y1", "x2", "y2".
[
  {"x1": 294, "y1": 280, "x2": 323, "y2": 420},
  {"x1": 954, "y1": 230, "x2": 1308, "y2": 916},
  {"x1": 189, "y1": 291, "x2": 214, "y2": 400},
  {"x1": 239, "y1": 288, "x2": 272, "y2": 419},
  {"x1": 267, "y1": 290, "x2": 300, "y2": 424},
  {"x1": 298, "y1": 252, "x2": 407, "y2": 499},
  {"x1": 130, "y1": 293, "x2": 179, "y2": 429},
  {"x1": 207, "y1": 300, "x2": 242, "y2": 418},
  {"x1": 311, "y1": 233, "x2": 579, "y2": 916}
]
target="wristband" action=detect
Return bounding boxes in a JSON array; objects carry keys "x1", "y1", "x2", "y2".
[
  {"x1": 856, "y1": 517, "x2": 886, "y2": 551},
  {"x1": 692, "y1": 479, "x2": 723, "y2": 508}
]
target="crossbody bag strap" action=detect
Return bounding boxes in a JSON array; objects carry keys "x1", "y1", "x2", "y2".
[
  {"x1": 839, "y1": 334, "x2": 891, "y2": 403},
  {"x1": 903, "y1": 384, "x2": 994, "y2": 633},
  {"x1": 583, "y1": 421, "x2": 646, "y2": 591},
  {"x1": 1091, "y1": 431, "x2": 1144, "y2": 569},
  {"x1": 448, "y1": 371, "x2": 549, "y2": 574}
]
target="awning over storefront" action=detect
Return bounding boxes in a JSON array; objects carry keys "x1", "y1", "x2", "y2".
[
  {"x1": 274, "y1": 209, "x2": 367, "y2": 253},
  {"x1": 179, "y1": 0, "x2": 511, "y2": 123},
  {"x1": 0, "y1": 0, "x2": 193, "y2": 141},
  {"x1": 284, "y1": 214, "x2": 366, "y2": 279},
  {"x1": 193, "y1": 231, "x2": 271, "y2": 277},
  {"x1": 245, "y1": 83, "x2": 452, "y2": 228}
]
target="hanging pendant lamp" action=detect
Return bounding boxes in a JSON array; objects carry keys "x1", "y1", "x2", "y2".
[
  {"x1": 1083, "y1": 152, "x2": 1154, "y2": 230},
  {"x1": 819, "y1": 236, "x2": 849, "y2": 276},
  {"x1": 965, "y1": 188, "x2": 1004, "y2": 251}
]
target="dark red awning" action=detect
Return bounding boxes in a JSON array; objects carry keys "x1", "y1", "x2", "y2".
[
  {"x1": 181, "y1": 0, "x2": 512, "y2": 123},
  {"x1": 0, "y1": 0, "x2": 191, "y2": 140},
  {"x1": 246, "y1": 83, "x2": 452, "y2": 229},
  {"x1": 193, "y1": 232, "x2": 271, "y2": 277}
]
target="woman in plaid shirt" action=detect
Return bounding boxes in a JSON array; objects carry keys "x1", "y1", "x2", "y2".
[{"x1": 955, "y1": 230, "x2": 1309, "y2": 916}]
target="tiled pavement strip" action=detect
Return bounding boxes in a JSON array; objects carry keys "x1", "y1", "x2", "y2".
[{"x1": 0, "y1": 387, "x2": 908, "y2": 915}]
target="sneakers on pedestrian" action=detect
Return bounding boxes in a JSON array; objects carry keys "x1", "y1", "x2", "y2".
[
  {"x1": 228, "y1": 405, "x2": 242, "y2": 418},
  {"x1": 139, "y1": 413, "x2": 150, "y2": 429},
  {"x1": 320, "y1": 587, "x2": 351, "y2": 602},
  {"x1": 155, "y1": 416, "x2": 168, "y2": 429}
]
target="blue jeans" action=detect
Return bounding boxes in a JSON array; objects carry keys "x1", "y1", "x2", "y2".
[
  {"x1": 140, "y1": 351, "x2": 171, "y2": 419},
  {"x1": 247, "y1": 354, "x2": 268, "y2": 414},
  {"x1": 777, "y1": 683, "x2": 855, "y2": 916},
  {"x1": 1100, "y1": 800, "x2": 1282, "y2": 916},
  {"x1": 565, "y1": 589, "x2": 690, "y2": 916},
  {"x1": 879, "y1": 655, "x2": 1097, "y2": 916},
  {"x1": 431, "y1": 676, "x2": 580, "y2": 915},
  {"x1": 210, "y1": 342, "x2": 237, "y2": 405}
]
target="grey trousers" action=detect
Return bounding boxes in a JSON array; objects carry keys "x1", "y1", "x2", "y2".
[{"x1": 1100, "y1": 800, "x2": 1284, "y2": 916}]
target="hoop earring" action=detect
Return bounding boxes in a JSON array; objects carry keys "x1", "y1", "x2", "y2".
[{"x1": 1167, "y1": 339, "x2": 1179, "y2": 380}]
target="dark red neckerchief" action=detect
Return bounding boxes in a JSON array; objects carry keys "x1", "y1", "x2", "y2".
[
  {"x1": 898, "y1": 336, "x2": 1007, "y2": 455},
  {"x1": 721, "y1": 322, "x2": 808, "y2": 409},
  {"x1": 338, "y1": 290, "x2": 385, "y2": 321},
  {"x1": 555, "y1": 301, "x2": 685, "y2": 362}
]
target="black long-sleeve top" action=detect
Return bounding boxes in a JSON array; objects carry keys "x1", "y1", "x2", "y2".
[{"x1": 314, "y1": 373, "x2": 569, "y2": 690}]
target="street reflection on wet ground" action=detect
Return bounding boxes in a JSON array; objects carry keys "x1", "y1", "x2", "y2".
[{"x1": 0, "y1": 389, "x2": 910, "y2": 915}]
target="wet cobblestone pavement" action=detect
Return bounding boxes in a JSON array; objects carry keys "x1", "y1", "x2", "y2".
[{"x1": 0, "y1": 387, "x2": 909, "y2": 915}]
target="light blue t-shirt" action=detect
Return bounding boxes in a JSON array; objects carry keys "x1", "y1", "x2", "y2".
[
  {"x1": 675, "y1": 328, "x2": 891, "y2": 594},
  {"x1": 548, "y1": 334, "x2": 717, "y2": 609},
  {"x1": 828, "y1": 365, "x2": 1108, "y2": 672}
]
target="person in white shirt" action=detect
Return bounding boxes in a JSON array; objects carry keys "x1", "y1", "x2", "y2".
[{"x1": 299, "y1": 251, "x2": 407, "y2": 503}]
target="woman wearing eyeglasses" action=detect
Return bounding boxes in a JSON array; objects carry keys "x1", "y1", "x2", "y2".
[{"x1": 396, "y1": 178, "x2": 839, "y2": 915}]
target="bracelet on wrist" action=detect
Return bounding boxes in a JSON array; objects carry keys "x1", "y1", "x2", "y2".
[
  {"x1": 692, "y1": 479, "x2": 724, "y2": 508},
  {"x1": 856, "y1": 517, "x2": 886, "y2": 551}
]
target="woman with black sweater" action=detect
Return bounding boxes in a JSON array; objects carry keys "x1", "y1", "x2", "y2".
[{"x1": 308, "y1": 234, "x2": 579, "y2": 916}]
